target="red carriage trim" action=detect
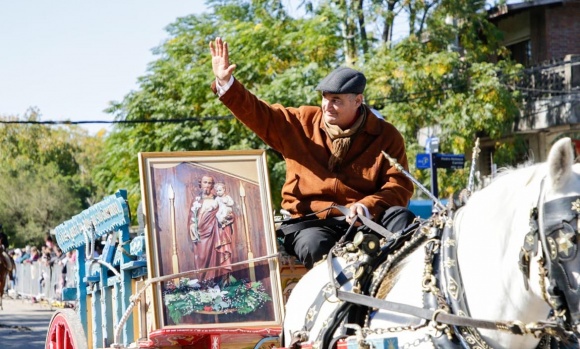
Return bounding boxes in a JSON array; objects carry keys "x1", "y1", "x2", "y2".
[{"x1": 138, "y1": 326, "x2": 282, "y2": 348}]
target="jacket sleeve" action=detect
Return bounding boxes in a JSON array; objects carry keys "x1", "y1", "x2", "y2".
[{"x1": 212, "y1": 78, "x2": 312, "y2": 155}]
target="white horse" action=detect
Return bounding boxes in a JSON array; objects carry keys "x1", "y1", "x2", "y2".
[{"x1": 283, "y1": 137, "x2": 580, "y2": 349}]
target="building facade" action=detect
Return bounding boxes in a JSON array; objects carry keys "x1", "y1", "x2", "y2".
[{"x1": 477, "y1": 0, "x2": 580, "y2": 174}]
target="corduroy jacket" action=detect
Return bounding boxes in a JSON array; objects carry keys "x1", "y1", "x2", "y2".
[{"x1": 213, "y1": 79, "x2": 414, "y2": 220}]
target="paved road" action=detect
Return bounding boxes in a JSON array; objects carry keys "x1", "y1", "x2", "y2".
[{"x1": 0, "y1": 297, "x2": 56, "y2": 349}]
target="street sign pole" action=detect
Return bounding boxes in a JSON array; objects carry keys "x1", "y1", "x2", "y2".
[
  {"x1": 430, "y1": 152, "x2": 439, "y2": 200},
  {"x1": 420, "y1": 137, "x2": 466, "y2": 213},
  {"x1": 425, "y1": 137, "x2": 440, "y2": 211}
]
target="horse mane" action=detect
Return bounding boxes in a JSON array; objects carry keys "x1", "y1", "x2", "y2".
[
  {"x1": 376, "y1": 260, "x2": 408, "y2": 300},
  {"x1": 377, "y1": 161, "x2": 548, "y2": 300},
  {"x1": 494, "y1": 157, "x2": 537, "y2": 178},
  {"x1": 480, "y1": 160, "x2": 546, "y2": 196}
]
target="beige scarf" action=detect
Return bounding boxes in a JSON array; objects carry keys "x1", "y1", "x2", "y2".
[{"x1": 324, "y1": 108, "x2": 366, "y2": 172}]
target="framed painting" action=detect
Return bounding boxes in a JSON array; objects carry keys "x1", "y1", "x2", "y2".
[{"x1": 138, "y1": 150, "x2": 283, "y2": 329}]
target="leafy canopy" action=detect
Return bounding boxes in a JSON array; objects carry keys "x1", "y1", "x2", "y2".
[
  {"x1": 0, "y1": 109, "x2": 105, "y2": 247},
  {"x1": 97, "y1": 0, "x2": 523, "y2": 212}
]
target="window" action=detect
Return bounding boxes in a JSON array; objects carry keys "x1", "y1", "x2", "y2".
[{"x1": 507, "y1": 40, "x2": 532, "y2": 66}]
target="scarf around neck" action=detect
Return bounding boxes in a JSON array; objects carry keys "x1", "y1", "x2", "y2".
[{"x1": 324, "y1": 107, "x2": 367, "y2": 172}]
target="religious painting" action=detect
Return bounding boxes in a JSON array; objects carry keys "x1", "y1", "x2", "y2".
[{"x1": 138, "y1": 150, "x2": 283, "y2": 329}]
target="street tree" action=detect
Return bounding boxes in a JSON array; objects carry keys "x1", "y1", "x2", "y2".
[
  {"x1": 0, "y1": 109, "x2": 105, "y2": 247},
  {"x1": 364, "y1": 0, "x2": 523, "y2": 197}
]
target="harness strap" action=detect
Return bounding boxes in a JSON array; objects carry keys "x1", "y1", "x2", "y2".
[
  {"x1": 335, "y1": 290, "x2": 575, "y2": 339},
  {"x1": 294, "y1": 258, "x2": 359, "y2": 346},
  {"x1": 337, "y1": 290, "x2": 494, "y2": 330}
]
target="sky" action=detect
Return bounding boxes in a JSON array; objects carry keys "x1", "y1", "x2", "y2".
[
  {"x1": 0, "y1": 0, "x2": 208, "y2": 135},
  {"x1": 0, "y1": 0, "x2": 407, "y2": 136}
]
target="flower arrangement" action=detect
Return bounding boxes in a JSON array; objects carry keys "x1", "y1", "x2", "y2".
[{"x1": 163, "y1": 275, "x2": 272, "y2": 324}]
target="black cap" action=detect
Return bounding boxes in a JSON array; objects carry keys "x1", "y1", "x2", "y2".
[{"x1": 315, "y1": 67, "x2": 366, "y2": 94}]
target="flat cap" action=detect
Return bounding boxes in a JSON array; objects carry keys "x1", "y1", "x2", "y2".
[{"x1": 315, "y1": 67, "x2": 366, "y2": 94}]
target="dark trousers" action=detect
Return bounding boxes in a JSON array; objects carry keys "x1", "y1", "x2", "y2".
[{"x1": 283, "y1": 206, "x2": 416, "y2": 269}]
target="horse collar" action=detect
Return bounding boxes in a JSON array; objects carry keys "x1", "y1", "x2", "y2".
[{"x1": 440, "y1": 208, "x2": 494, "y2": 349}]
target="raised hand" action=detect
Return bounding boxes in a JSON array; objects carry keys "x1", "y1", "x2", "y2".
[{"x1": 209, "y1": 37, "x2": 237, "y2": 86}]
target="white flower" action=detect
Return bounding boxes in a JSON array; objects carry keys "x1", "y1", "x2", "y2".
[
  {"x1": 207, "y1": 285, "x2": 228, "y2": 299},
  {"x1": 187, "y1": 279, "x2": 200, "y2": 288}
]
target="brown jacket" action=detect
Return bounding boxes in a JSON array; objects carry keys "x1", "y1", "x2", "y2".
[{"x1": 214, "y1": 79, "x2": 414, "y2": 219}]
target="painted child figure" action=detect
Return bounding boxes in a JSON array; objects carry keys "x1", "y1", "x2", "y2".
[{"x1": 215, "y1": 182, "x2": 235, "y2": 228}]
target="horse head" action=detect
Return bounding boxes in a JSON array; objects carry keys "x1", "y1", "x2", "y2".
[{"x1": 454, "y1": 137, "x2": 580, "y2": 348}]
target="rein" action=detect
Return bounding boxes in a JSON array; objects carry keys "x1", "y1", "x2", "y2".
[{"x1": 277, "y1": 205, "x2": 397, "y2": 242}]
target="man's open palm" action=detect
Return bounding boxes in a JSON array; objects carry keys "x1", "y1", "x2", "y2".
[{"x1": 209, "y1": 37, "x2": 236, "y2": 86}]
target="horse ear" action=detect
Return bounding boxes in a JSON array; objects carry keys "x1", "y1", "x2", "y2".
[{"x1": 547, "y1": 137, "x2": 574, "y2": 189}]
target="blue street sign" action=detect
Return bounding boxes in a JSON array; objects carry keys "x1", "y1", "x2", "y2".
[
  {"x1": 434, "y1": 153, "x2": 465, "y2": 169},
  {"x1": 416, "y1": 153, "x2": 431, "y2": 169}
]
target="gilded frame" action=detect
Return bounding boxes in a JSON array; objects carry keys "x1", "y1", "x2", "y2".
[{"x1": 138, "y1": 150, "x2": 283, "y2": 329}]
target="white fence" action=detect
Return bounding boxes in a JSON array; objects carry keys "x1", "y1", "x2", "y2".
[{"x1": 6, "y1": 260, "x2": 77, "y2": 304}]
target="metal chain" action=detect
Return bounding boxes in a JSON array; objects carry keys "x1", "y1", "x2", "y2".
[
  {"x1": 363, "y1": 323, "x2": 428, "y2": 335},
  {"x1": 363, "y1": 328, "x2": 438, "y2": 349},
  {"x1": 537, "y1": 256, "x2": 566, "y2": 319},
  {"x1": 537, "y1": 256, "x2": 552, "y2": 304},
  {"x1": 401, "y1": 334, "x2": 436, "y2": 349}
]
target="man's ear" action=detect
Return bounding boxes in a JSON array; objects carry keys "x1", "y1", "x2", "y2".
[{"x1": 355, "y1": 94, "x2": 363, "y2": 106}]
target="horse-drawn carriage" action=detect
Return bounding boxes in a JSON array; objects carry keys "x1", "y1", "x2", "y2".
[{"x1": 44, "y1": 139, "x2": 580, "y2": 349}]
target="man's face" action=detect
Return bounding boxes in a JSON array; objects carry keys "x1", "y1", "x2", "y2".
[
  {"x1": 321, "y1": 92, "x2": 362, "y2": 129},
  {"x1": 201, "y1": 176, "x2": 214, "y2": 195}
]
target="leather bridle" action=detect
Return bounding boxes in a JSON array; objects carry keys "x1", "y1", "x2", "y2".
[{"x1": 520, "y1": 179, "x2": 580, "y2": 332}]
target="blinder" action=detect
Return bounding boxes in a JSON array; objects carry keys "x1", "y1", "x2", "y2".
[{"x1": 538, "y1": 195, "x2": 580, "y2": 326}]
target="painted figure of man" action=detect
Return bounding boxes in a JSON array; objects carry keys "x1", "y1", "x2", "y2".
[{"x1": 189, "y1": 175, "x2": 233, "y2": 282}]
